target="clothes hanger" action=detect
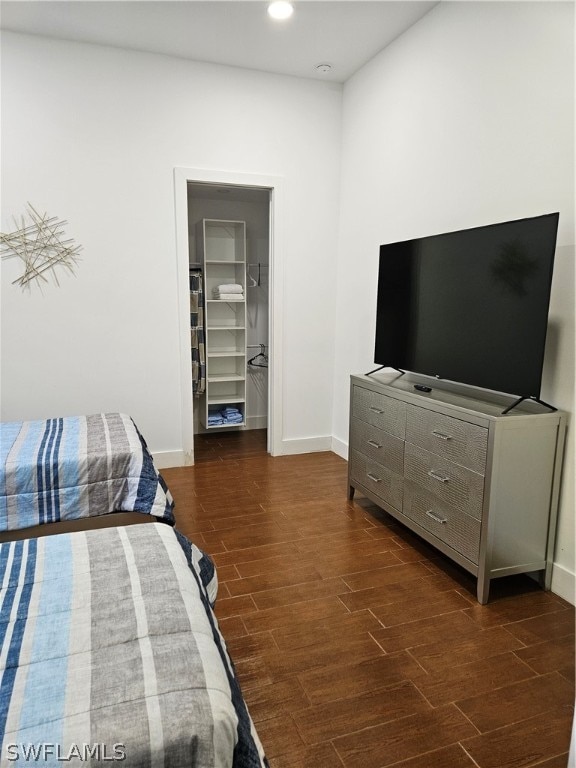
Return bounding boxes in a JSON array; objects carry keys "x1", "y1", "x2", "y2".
[
  {"x1": 246, "y1": 267, "x2": 258, "y2": 288},
  {"x1": 247, "y1": 262, "x2": 267, "y2": 287},
  {"x1": 247, "y1": 344, "x2": 268, "y2": 368}
]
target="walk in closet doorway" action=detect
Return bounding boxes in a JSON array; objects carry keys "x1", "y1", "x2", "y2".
[{"x1": 174, "y1": 168, "x2": 283, "y2": 463}]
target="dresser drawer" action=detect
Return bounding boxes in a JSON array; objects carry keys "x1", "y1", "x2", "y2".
[
  {"x1": 350, "y1": 418, "x2": 404, "y2": 474},
  {"x1": 406, "y1": 405, "x2": 488, "y2": 474},
  {"x1": 352, "y1": 386, "x2": 406, "y2": 439},
  {"x1": 403, "y1": 480, "x2": 481, "y2": 564},
  {"x1": 349, "y1": 450, "x2": 403, "y2": 512},
  {"x1": 404, "y1": 442, "x2": 485, "y2": 520}
]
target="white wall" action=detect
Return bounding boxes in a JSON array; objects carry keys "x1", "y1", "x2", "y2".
[
  {"x1": 333, "y1": 2, "x2": 575, "y2": 602},
  {"x1": 0, "y1": 32, "x2": 342, "y2": 455}
]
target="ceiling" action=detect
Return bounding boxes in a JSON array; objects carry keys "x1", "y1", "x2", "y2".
[{"x1": 0, "y1": 0, "x2": 438, "y2": 82}]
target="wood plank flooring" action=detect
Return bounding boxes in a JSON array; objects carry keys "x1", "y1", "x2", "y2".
[{"x1": 162, "y1": 429, "x2": 575, "y2": 768}]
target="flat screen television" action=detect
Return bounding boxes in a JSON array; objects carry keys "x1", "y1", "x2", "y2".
[{"x1": 374, "y1": 213, "x2": 559, "y2": 404}]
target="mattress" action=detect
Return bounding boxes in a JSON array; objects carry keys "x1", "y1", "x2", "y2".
[
  {"x1": 0, "y1": 523, "x2": 266, "y2": 767},
  {"x1": 0, "y1": 413, "x2": 174, "y2": 532}
]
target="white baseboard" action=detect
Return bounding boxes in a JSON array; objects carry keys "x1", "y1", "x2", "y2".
[
  {"x1": 280, "y1": 435, "x2": 332, "y2": 455},
  {"x1": 331, "y1": 436, "x2": 348, "y2": 460},
  {"x1": 151, "y1": 450, "x2": 186, "y2": 469},
  {"x1": 551, "y1": 562, "x2": 576, "y2": 605}
]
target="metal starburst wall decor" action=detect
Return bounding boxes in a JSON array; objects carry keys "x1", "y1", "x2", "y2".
[{"x1": 1, "y1": 203, "x2": 83, "y2": 290}]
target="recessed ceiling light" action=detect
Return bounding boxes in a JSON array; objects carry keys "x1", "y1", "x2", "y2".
[
  {"x1": 316, "y1": 63, "x2": 332, "y2": 73},
  {"x1": 268, "y1": 1, "x2": 294, "y2": 20}
]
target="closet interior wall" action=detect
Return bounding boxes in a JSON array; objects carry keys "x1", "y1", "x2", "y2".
[{"x1": 187, "y1": 183, "x2": 270, "y2": 436}]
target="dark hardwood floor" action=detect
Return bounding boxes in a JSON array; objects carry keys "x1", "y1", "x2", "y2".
[{"x1": 162, "y1": 429, "x2": 575, "y2": 768}]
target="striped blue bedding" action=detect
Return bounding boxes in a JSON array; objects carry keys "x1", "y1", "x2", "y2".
[
  {"x1": 0, "y1": 523, "x2": 268, "y2": 767},
  {"x1": 0, "y1": 413, "x2": 174, "y2": 532}
]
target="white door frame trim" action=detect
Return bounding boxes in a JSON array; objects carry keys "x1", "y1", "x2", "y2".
[{"x1": 173, "y1": 166, "x2": 284, "y2": 462}]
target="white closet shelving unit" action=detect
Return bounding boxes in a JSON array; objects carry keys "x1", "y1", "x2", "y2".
[{"x1": 197, "y1": 219, "x2": 247, "y2": 429}]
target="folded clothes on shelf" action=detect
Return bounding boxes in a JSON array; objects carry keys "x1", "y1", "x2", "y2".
[
  {"x1": 214, "y1": 284, "x2": 243, "y2": 294},
  {"x1": 221, "y1": 406, "x2": 243, "y2": 423},
  {"x1": 208, "y1": 406, "x2": 243, "y2": 426},
  {"x1": 213, "y1": 284, "x2": 244, "y2": 301}
]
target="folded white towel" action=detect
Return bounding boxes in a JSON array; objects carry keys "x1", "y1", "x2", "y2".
[
  {"x1": 215, "y1": 284, "x2": 243, "y2": 294},
  {"x1": 215, "y1": 294, "x2": 244, "y2": 301}
]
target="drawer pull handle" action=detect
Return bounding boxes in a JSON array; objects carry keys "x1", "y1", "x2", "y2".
[
  {"x1": 428, "y1": 469, "x2": 450, "y2": 483},
  {"x1": 369, "y1": 407, "x2": 384, "y2": 415},
  {"x1": 432, "y1": 430, "x2": 453, "y2": 441},
  {"x1": 366, "y1": 472, "x2": 382, "y2": 483},
  {"x1": 367, "y1": 440, "x2": 382, "y2": 449},
  {"x1": 426, "y1": 509, "x2": 447, "y2": 524}
]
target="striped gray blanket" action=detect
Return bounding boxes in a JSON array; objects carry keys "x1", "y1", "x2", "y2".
[
  {"x1": 0, "y1": 413, "x2": 174, "y2": 532},
  {"x1": 0, "y1": 523, "x2": 267, "y2": 767}
]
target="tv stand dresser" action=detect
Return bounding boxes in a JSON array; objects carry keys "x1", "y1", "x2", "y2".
[{"x1": 348, "y1": 372, "x2": 566, "y2": 603}]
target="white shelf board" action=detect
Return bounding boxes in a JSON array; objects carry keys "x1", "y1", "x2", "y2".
[
  {"x1": 205, "y1": 260, "x2": 246, "y2": 264},
  {"x1": 207, "y1": 374, "x2": 245, "y2": 382},
  {"x1": 207, "y1": 397, "x2": 246, "y2": 405},
  {"x1": 208, "y1": 351, "x2": 246, "y2": 357},
  {"x1": 207, "y1": 325, "x2": 246, "y2": 330}
]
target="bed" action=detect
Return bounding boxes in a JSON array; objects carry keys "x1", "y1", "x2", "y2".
[
  {"x1": 0, "y1": 413, "x2": 174, "y2": 538},
  {"x1": 0, "y1": 522, "x2": 267, "y2": 767}
]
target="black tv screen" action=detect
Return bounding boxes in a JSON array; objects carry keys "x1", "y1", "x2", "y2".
[{"x1": 374, "y1": 213, "x2": 559, "y2": 398}]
